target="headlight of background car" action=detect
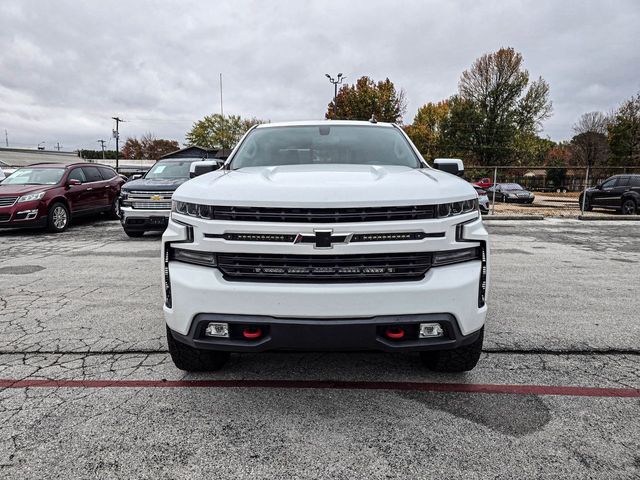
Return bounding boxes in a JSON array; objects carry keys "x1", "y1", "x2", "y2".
[
  {"x1": 172, "y1": 200, "x2": 215, "y2": 219},
  {"x1": 437, "y1": 198, "x2": 478, "y2": 217},
  {"x1": 17, "y1": 191, "x2": 45, "y2": 203}
]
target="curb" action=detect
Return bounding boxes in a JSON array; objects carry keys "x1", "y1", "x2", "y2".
[
  {"x1": 578, "y1": 215, "x2": 640, "y2": 221},
  {"x1": 483, "y1": 215, "x2": 545, "y2": 220}
]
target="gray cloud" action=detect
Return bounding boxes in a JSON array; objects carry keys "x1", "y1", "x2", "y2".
[{"x1": 0, "y1": 0, "x2": 638, "y2": 151}]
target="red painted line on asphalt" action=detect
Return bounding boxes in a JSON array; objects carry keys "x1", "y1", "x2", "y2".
[{"x1": 0, "y1": 378, "x2": 638, "y2": 397}]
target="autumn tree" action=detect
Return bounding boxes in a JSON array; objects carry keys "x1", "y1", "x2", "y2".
[
  {"x1": 121, "y1": 133, "x2": 179, "y2": 160},
  {"x1": 186, "y1": 114, "x2": 265, "y2": 152},
  {"x1": 325, "y1": 76, "x2": 406, "y2": 123},
  {"x1": 571, "y1": 112, "x2": 610, "y2": 185},
  {"x1": 608, "y1": 92, "x2": 640, "y2": 166},
  {"x1": 403, "y1": 100, "x2": 449, "y2": 159},
  {"x1": 443, "y1": 47, "x2": 552, "y2": 165}
]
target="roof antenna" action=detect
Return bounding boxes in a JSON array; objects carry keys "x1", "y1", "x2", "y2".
[{"x1": 369, "y1": 114, "x2": 377, "y2": 124}]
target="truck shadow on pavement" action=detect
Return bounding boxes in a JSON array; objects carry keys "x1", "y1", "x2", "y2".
[{"x1": 396, "y1": 390, "x2": 551, "y2": 437}]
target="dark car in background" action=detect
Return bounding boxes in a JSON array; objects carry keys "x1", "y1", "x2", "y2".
[
  {"x1": 119, "y1": 158, "x2": 217, "y2": 237},
  {"x1": 473, "y1": 185, "x2": 490, "y2": 213},
  {"x1": 486, "y1": 183, "x2": 535, "y2": 204},
  {"x1": 0, "y1": 163, "x2": 124, "y2": 232},
  {"x1": 579, "y1": 174, "x2": 640, "y2": 215}
]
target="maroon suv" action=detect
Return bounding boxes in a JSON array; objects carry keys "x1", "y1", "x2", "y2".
[{"x1": 0, "y1": 162, "x2": 125, "y2": 232}]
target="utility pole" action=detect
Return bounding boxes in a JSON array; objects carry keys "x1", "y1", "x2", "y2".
[
  {"x1": 97, "y1": 139, "x2": 106, "y2": 160},
  {"x1": 55, "y1": 142, "x2": 62, "y2": 151},
  {"x1": 325, "y1": 73, "x2": 346, "y2": 117},
  {"x1": 219, "y1": 73, "x2": 225, "y2": 158},
  {"x1": 112, "y1": 117, "x2": 124, "y2": 172},
  {"x1": 4, "y1": 129, "x2": 7, "y2": 147}
]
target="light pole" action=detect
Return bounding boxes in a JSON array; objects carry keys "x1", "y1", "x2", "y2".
[{"x1": 325, "y1": 73, "x2": 345, "y2": 117}]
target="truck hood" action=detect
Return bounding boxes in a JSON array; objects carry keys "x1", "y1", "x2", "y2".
[
  {"x1": 174, "y1": 164, "x2": 477, "y2": 207},
  {"x1": 122, "y1": 177, "x2": 188, "y2": 192}
]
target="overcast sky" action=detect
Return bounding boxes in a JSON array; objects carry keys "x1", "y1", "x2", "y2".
[{"x1": 1, "y1": 0, "x2": 639, "y2": 152}]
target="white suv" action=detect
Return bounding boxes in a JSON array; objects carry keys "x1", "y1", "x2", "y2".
[{"x1": 162, "y1": 121, "x2": 489, "y2": 372}]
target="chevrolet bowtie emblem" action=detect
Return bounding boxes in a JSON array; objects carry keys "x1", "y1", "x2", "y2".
[
  {"x1": 294, "y1": 230, "x2": 353, "y2": 249},
  {"x1": 150, "y1": 195, "x2": 162, "y2": 201}
]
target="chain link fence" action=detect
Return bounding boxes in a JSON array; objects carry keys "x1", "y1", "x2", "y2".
[{"x1": 463, "y1": 165, "x2": 640, "y2": 218}]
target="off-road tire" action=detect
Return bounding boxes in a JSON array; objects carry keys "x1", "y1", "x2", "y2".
[
  {"x1": 47, "y1": 202, "x2": 70, "y2": 233},
  {"x1": 420, "y1": 328, "x2": 484, "y2": 372},
  {"x1": 621, "y1": 198, "x2": 637, "y2": 215},
  {"x1": 167, "y1": 326, "x2": 230, "y2": 371},
  {"x1": 124, "y1": 228, "x2": 144, "y2": 237}
]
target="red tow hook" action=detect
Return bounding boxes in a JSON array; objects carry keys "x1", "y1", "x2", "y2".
[
  {"x1": 242, "y1": 327, "x2": 263, "y2": 339},
  {"x1": 385, "y1": 326, "x2": 405, "y2": 340}
]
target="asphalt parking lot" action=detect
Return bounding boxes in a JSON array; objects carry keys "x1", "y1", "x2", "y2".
[{"x1": 1, "y1": 218, "x2": 639, "y2": 479}]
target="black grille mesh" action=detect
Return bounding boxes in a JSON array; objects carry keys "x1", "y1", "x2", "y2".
[
  {"x1": 213, "y1": 205, "x2": 436, "y2": 223},
  {"x1": 217, "y1": 252, "x2": 432, "y2": 282}
]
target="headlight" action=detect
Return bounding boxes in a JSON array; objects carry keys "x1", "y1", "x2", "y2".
[
  {"x1": 172, "y1": 200, "x2": 215, "y2": 219},
  {"x1": 17, "y1": 191, "x2": 45, "y2": 203},
  {"x1": 120, "y1": 191, "x2": 129, "y2": 200},
  {"x1": 437, "y1": 198, "x2": 478, "y2": 218}
]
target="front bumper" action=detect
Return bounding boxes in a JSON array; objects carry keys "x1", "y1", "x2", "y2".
[
  {"x1": 120, "y1": 206, "x2": 170, "y2": 231},
  {"x1": 168, "y1": 313, "x2": 483, "y2": 352},
  {"x1": 162, "y1": 214, "x2": 489, "y2": 350},
  {"x1": 0, "y1": 202, "x2": 48, "y2": 229}
]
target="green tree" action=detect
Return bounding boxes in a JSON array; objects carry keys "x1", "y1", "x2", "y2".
[
  {"x1": 78, "y1": 149, "x2": 119, "y2": 160},
  {"x1": 608, "y1": 92, "x2": 640, "y2": 166},
  {"x1": 185, "y1": 114, "x2": 265, "y2": 152},
  {"x1": 121, "y1": 133, "x2": 179, "y2": 160},
  {"x1": 326, "y1": 76, "x2": 406, "y2": 123},
  {"x1": 403, "y1": 100, "x2": 449, "y2": 160},
  {"x1": 444, "y1": 47, "x2": 552, "y2": 165}
]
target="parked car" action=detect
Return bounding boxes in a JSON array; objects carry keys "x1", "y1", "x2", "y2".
[
  {"x1": 0, "y1": 162, "x2": 124, "y2": 232},
  {"x1": 579, "y1": 174, "x2": 640, "y2": 214},
  {"x1": 163, "y1": 120, "x2": 489, "y2": 373},
  {"x1": 486, "y1": 183, "x2": 535, "y2": 203},
  {"x1": 474, "y1": 177, "x2": 493, "y2": 189},
  {"x1": 473, "y1": 185, "x2": 490, "y2": 213},
  {"x1": 119, "y1": 158, "x2": 217, "y2": 237}
]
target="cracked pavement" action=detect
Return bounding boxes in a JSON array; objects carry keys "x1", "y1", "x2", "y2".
[{"x1": 0, "y1": 218, "x2": 639, "y2": 478}]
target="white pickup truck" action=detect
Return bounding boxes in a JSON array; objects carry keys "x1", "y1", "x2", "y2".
[{"x1": 162, "y1": 120, "x2": 489, "y2": 372}]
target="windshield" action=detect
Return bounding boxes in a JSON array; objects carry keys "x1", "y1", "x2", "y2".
[
  {"x1": 501, "y1": 183, "x2": 524, "y2": 191},
  {"x1": 230, "y1": 125, "x2": 421, "y2": 169},
  {"x1": 2, "y1": 167, "x2": 65, "y2": 185},
  {"x1": 145, "y1": 161, "x2": 193, "y2": 179}
]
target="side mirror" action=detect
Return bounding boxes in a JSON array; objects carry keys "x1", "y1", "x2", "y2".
[
  {"x1": 67, "y1": 178, "x2": 81, "y2": 187},
  {"x1": 128, "y1": 174, "x2": 142, "y2": 182},
  {"x1": 433, "y1": 158, "x2": 464, "y2": 177},
  {"x1": 190, "y1": 161, "x2": 220, "y2": 178}
]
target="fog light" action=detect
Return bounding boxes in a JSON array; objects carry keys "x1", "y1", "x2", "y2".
[
  {"x1": 419, "y1": 323, "x2": 444, "y2": 338},
  {"x1": 205, "y1": 322, "x2": 229, "y2": 338}
]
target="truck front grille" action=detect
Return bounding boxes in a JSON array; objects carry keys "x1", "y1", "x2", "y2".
[
  {"x1": 127, "y1": 191, "x2": 173, "y2": 210},
  {"x1": 213, "y1": 205, "x2": 437, "y2": 223},
  {"x1": 217, "y1": 252, "x2": 432, "y2": 282},
  {"x1": 131, "y1": 201, "x2": 172, "y2": 210}
]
